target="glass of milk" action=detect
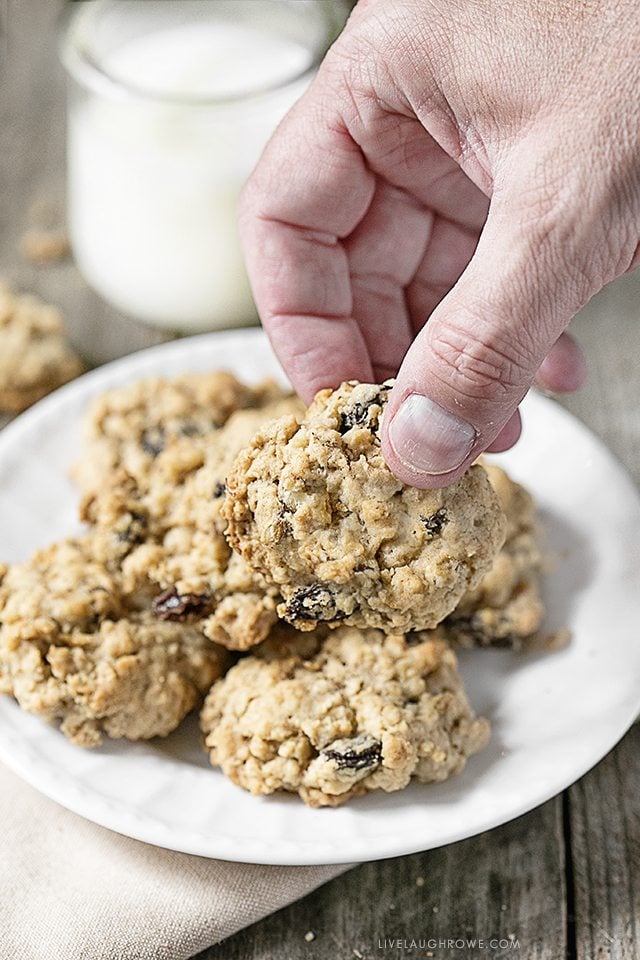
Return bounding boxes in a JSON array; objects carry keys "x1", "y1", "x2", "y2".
[{"x1": 61, "y1": 0, "x2": 347, "y2": 333}]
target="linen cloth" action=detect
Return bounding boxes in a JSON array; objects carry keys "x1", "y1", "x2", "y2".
[{"x1": 0, "y1": 762, "x2": 350, "y2": 960}]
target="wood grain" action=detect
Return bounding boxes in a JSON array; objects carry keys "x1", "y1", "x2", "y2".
[
  {"x1": 562, "y1": 271, "x2": 640, "y2": 486},
  {"x1": 570, "y1": 724, "x2": 640, "y2": 960},
  {"x1": 199, "y1": 799, "x2": 567, "y2": 960}
]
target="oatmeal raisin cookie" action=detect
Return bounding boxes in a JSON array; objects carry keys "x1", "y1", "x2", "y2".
[
  {"x1": 0, "y1": 280, "x2": 83, "y2": 413},
  {"x1": 201, "y1": 624, "x2": 489, "y2": 807},
  {"x1": 0, "y1": 538, "x2": 230, "y2": 746},
  {"x1": 224, "y1": 381, "x2": 506, "y2": 633}
]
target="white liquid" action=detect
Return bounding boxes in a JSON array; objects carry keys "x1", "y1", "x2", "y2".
[{"x1": 68, "y1": 22, "x2": 313, "y2": 331}]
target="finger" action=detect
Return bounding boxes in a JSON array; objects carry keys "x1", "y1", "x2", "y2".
[
  {"x1": 485, "y1": 409, "x2": 522, "y2": 452},
  {"x1": 349, "y1": 109, "x2": 490, "y2": 230},
  {"x1": 406, "y1": 215, "x2": 482, "y2": 334},
  {"x1": 239, "y1": 53, "x2": 489, "y2": 403},
  {"x1": 381, "y1": 141, "x2": 607, "y2": 488},
  {"x1": 238, "y1": 80, "x2": 376, "y2": 402},
  {"x1": 534, "y1": 331, "x2": 587, "y2": 393},
  {"x1": 346, "y1": 180, "x2": 433, "y2": 378}
]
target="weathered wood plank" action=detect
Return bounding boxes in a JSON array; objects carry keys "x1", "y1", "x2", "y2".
[
  {"x1": 556, "y1": 275, "x2": 640, "y2": 960},
  {"x1": 199, "y1": 798, "x2": 566, "y2": 960},
  {"x1": 561, "y1": 271, "x2": 640, "y2": 488},
  {"x1": 569, "y1": 724, "x2": 640, "y2": 960}
]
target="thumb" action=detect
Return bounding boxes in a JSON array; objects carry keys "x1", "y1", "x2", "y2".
[{"x1": 382, "y1": 156, "x2": 613, "y2": 488}]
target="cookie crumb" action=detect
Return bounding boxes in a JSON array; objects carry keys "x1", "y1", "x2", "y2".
[
  {"x1": 304, "y1": 931, "x2": 315, "y2": 942},
  {"x1": 415, "y1": 875, "x2": 425, "y2": 887},
  {"x1": 20, "y1": 228, "x2": 70, "y2": 264},
  {"x1": 543, "y1": 627, "x2": 572, "y2": 650}
]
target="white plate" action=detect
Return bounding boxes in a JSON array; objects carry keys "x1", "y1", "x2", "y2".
[{"x1": 1, "y1": 329, "x2": 640, "y2": 866}]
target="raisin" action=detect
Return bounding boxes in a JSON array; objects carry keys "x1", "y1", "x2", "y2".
[
  {"x1": 339, "y1": 401, "x2": 373, "y2": 434},
  {"x1": 322, "y1": 734, "x2": 382, "y2": 771},
  {"x1": 486, "y1": 634, "x2": 519, "y2": 649},
  {"x1": 339, "y1": 382, "x2": 392, "y2": 434},
  {"x1": 285, "y1": 584, "x2": 344, "y2": 622},
  {"x1": 115, "y1": 511, "x2": 147, "y2": 545},
  {"x1": 339, "y1": 397, "x2": 385, "y2": 434},
  {"x1": 419, "y1": 508, "x2": 449, "y2": 536},
  {"x1": 178, "y1": 422, "x2": 202, "y2": 438},
  {"x1": 212, "y1": 481, "x2": 226, "y2": 499},
  {"x1": 445, "y1": 614, "x2": 517, "y2": 649},
  {"x1": 152, "y1": 588, "x2": 210, "y2": 622},
  {"x1": 276, "y1": 511, "x2": 292, "y2": 537},
  {"x1": 140, "y1": 426, "x2": 166, "y2": 457}
]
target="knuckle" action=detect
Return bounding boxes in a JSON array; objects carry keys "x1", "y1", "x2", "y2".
[{"x1": 428, "y1": 315, "x2": 534, "y2": 402}]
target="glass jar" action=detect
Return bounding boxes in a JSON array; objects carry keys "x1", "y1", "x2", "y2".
[{"x1": 61, "y1": 0, "x2": 348, "y2": 333}]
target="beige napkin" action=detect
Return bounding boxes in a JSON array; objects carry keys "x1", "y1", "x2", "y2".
[{"x1": 0, "y1": 762, "x2": 351, "y2": 960}]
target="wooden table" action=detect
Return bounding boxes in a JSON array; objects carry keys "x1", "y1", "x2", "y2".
[{"x1": 2, "y1": 3, "x2": 639, "y2": 958}]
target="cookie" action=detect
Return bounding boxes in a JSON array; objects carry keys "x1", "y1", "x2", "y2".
[
  {"x1": 0, "y1": 538, "x2": 231, "y2": 747},
  {"x1": 82, "y1": 396, "x2": 305, "y2": 651},
  {"x1": 72, "y1": 371, "x2": 286, "y2": 495},
  {"x1": 201, "y1": 624, "x2": 489, "y2": 807},
  {"x1": 441, "y1": 463, "x2": 544, "y2": 649},
  {"x1": 0, "y1": 280, "x2": 84, "y2": 413},
  {"x1": 224, "y1": 381, "x2": 507, "y2": 633}
]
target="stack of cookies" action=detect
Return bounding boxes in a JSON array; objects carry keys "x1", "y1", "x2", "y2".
[{"x1": 0, "y1": 373, "x2": 545, "y2": 806}]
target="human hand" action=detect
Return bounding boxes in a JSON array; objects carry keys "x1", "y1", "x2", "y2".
[{"x1": 239, "y1": 0, "x2": 640, "y2": 487}]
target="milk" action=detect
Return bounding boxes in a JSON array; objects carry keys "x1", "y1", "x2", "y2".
[{"x1": 66, "y1": 19, "x2": 315, "y2": 332}]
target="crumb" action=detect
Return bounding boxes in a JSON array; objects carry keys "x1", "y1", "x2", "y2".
[
  {"x1": 543, "y1": 627, "x2": 572, "y2": 650},
  {"x1": 353, "y1": 950, "x2": 363, "y2": 958},
  {"x1": 432, "y1": 905, "x2": 439, "y2": 913},
  {"x1": 415, "y1": 876, "x2": 425, "y2": 887},
  {"x1": 20, "y1": 228, "x2": 70, "y2": 264},
  {"x1": 304, "y1": 931, "x2": 315, "y2": 942}
]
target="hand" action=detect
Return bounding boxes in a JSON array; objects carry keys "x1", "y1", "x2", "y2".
[{"x1": 239, "y1": 0, "x2": 640, "y2": 487}]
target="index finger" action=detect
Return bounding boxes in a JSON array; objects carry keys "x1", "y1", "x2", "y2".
[{"x1": 238, "y1": 79, "x2": 376, "y2": 402}]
